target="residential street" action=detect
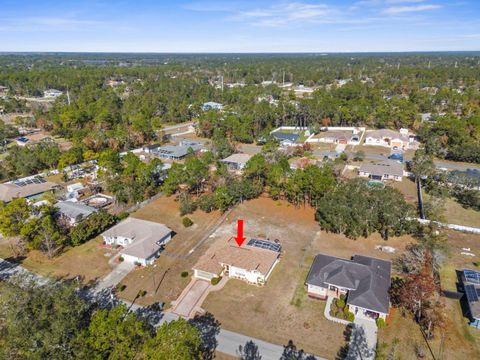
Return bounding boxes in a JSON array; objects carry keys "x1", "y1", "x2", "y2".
[{"x1": 0, "y1": 256, "x2": 324, "y2": 360}]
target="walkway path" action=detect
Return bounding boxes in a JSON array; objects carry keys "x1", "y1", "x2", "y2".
[{"x1": 323, "y1": 296, "x2": 352, "y2": 326}]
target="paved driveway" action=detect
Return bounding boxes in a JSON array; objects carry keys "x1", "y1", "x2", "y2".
[
  {"x1": 94, "y1": 261, "x2": 135, "y2": 293},
  {"x1": 172, "y1": 279, "x2": 211, "y2": 318}
]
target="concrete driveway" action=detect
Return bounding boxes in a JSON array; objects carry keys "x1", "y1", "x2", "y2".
[
  {"x1": 172, "y1": 279, "x2": 211, "y2": 318},
  {"x1": 94, "y1": 261, "x2": 135, "y2": 293}
]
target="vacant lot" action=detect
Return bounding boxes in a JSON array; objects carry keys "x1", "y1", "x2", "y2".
[
  {"x1": 443, "y1": 198, "x2": 480, "y2": 228},
  {"x1": 118, "y1": 195, "x2": 222, "y2": 306},
  {"x1": 0, "y1": 236, "x2": 113, "y2": 283}
]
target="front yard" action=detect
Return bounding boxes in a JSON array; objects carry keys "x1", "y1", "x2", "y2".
[
  {"x1": 117, "y1": 195, "x2": 223, "y2": 306},
  {"x1": 0, "y1": 236, "x2": 113, "y2": 283}
]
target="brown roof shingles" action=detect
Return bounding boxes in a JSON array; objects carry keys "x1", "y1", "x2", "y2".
[{"x1": 193, "y1": 237, "x2": 280, "y2": 276}]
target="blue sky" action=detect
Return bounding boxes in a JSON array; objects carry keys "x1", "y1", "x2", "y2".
[{"x1": 1, "y1": 0, "x2": 479, "y2": 52}]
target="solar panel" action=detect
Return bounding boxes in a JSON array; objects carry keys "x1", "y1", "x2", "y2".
[
  {"x1": 465, "y1": 284, "x2": 479, "y2": 302},
  {"x1": 464, "y1": 270, "x2": 480, "y2": 285},
  {"x1": 247, "y1": 238, "x2": 281, "y2": 252}
]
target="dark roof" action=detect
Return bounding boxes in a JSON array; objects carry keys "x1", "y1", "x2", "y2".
[
  {"x1": 461, "y1": 269, "x2": 480, "y2": 320},
  {"x1": 306, "y1": 253, "x2": 391, "y2": 314},
  {"x1": 272, "y1": 132, "x2": 300, "y2": 142}
]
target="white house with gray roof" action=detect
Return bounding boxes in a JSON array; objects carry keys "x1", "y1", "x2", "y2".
[
  {"x1": 359, "y1": 159, "x2": 404, "y2": 182},
  {"x1": 101, "y1": 217, "x2": 172, "y2": 266},
  {"x1": 220, "y1": 153, "x2": 252, "y2": 171},
  {"x1": 306, "y1": 253, "x2": 391, "y2": 320},
  {"x1": 55, "y1": 201, "x2": 97, "y2": 226}
]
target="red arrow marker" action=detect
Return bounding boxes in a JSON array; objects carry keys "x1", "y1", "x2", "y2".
[{"x1": 234, "y1": 219, "x2": 246, "y2": 247}]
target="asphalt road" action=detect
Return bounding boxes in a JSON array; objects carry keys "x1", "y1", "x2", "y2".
[{"x1": 0, "y1": 257, "x2": 324, "y2": 360}]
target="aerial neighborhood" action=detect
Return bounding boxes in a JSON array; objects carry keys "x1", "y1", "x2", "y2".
[{"x1": 0, "y1": 51, "x2": 479, "y2": 360}]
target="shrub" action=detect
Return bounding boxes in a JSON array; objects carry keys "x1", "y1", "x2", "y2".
[
  {"x1": 376, "y1": 317, "x2": 386, "y2": 328},
  {"x1": 117, "y1": 211, "x2": 129, "y2": 220},
  {"x1": 340, "y1": 294, "x2": 347, "y2": 301},
  {"x1": 118, "y1": 256, "x2": 124, "y2": 262},
  {"x1": 181, "y1": 271, "x2": 189, "y2": 278},
  {"x1": 116, "y1": 283, "x2": 126, "y2": 292},
  {"x1": 69, "y1": 210, "x2": 117, "y2": 246},
  {"x1": 211, "y1": 277, "x2": 221, "y2": 285},
  {"x1": 182, "y1": 217, "x2": 194, "y2": 227},
  {"x1": 346, "y1": 312, "x2": 355, "y2": 322},
  {"x1": 179, "y1": 194, "x2": 197, "y2": 215},
  {"x1": 198, "y1": 194, "x2": 217, "y2": 213},
  {"x1": 336, "y1": 298, "x2": 346, "y2": 309},
  {"x1": 134, "y1": 261, "x2": 142, "y2": 267}
]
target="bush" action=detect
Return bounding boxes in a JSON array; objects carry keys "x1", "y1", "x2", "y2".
[
  {"x1": 179, "y1": 194, "x2": 197, "y2": 216},
  {"x1": 336, "y1": 298, "x2": 346, "y2": 309},
  {"x1": 211, "y1": 276, "x2": 221, "y2": 285},
  {"x1": 182, "y1": 217, "x2": 194, "y2": 227},
  {"x1": 181, "y1": 271, "x2": 189, "y2": 278},
  {"x1": 346, "y1": 312, "x2": 355, "y2": 322},
  {"x1": 69, "y1": 210, "x2": 117, "y2": 246},
  {"x1": 118, "y1": 256, "x2": 124, "y2": 262},
  {"x1": 198, "y1": 194, "x2": 217, "y2": 213},
  {"x1": 376, "y1": 317, "x2": 386, "y2": 328},
  {"x1": 340, "y1": 293, "x2": 347, "y2": 301},
  {"x1": 116, "y1": 283, "x2": 126, "y2": 292},
  {"x1": 134, "y1": 261, "x2": 142, "y2": 267}
]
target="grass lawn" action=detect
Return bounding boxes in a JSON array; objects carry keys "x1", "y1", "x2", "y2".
[
  {"x1": 378, "y1": 232, "x2": 480, "y2": 359},
  {"x1": 443, "y1": 198, "x2": 480, "y2": 228},
  {"x1": 389, "y1": 178, "x2": 418, "y2": 203},
  {"x1": 118, "y1": 195, "x2": 222, "y2": 306},
  {"x1": 0, "y1": 236, "x2": 113, "y2": 284},
  {"x1": 202, "y1": 197, "x2": 376, "y2": 359}
]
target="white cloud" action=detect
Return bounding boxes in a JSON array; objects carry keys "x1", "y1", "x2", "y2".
[
  {"x1": 383, "y1": 4, "x2": 442, "y2": 14},
  {"x1": 234, "y1": 2, "x2": 331, "y2": 27}
]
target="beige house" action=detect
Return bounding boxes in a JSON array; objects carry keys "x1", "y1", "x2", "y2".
[
  {"x1": 0, "y1": 179, "x2": 58, "y2": 203},
  {"x1": 364, "y1": 129, "x2": 412, "y2": 149},
  {"x1": 193, "y1": 237, "x2": 281, "y2": 286},
  {"x1": 220, "y1": 153, "x2": 252, "y2": 171}
]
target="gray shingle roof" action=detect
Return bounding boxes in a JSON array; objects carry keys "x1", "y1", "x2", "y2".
[
  {"x1": 306, "y1": 253, "x2": 391, "y2": 314},
  {"x1": 55, "y1": 201, "x2": 97, "y2": 220},
  {"x1": 359, "y1": 160, "x2": 404, "y2": 178}
]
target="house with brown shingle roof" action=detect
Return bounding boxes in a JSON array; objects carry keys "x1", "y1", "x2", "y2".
[
  {"x1": 193, "y1": 237, "x2": 281, "y2": 286},
  {"x1": 0, "y1": 179, "x2": 58, "y2": 203}
]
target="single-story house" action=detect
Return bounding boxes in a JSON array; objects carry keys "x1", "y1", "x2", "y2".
[
  {"x1": 221, "y1": 153, "x2": 252, "y2": 171},
  {"x1": 142, "y1": 144, "x2": 161, "y2": 153},
  {"x1": 202, "y1": 102, "x2": 223, "y2": 111},
  {"x1": 66, "y1": 182, "x2": 86, "y2": 200},
  {"x1": 306, "y1": 253, "x2": 391, "y2": 320},
  {"x1": 44, "y1": 89, "x2": 63, "y2": 98},
  {"x1": 461, "y1": 269, "x2": 480, "y2": 329},
  {"x1": 359, "y1": 160, "x2": 404, "y2": 182},
  {"x1": 153, "y1": 140, "x2": 203, "y2": 160},
  {"x1": 271, "y1": 132, "x2": 300, "y2": 146},
  {"x1": 193, "y1": 237, "x2": 281, "y2": 286},
  {"x1": 55, "y1": 200, "x2": 97, "y2": 226},
  {"x1": 0, "y1": 178, "x2": 58, "y2": 203},
  {"x1": 102, "y1": 217, "x2": 173, "y2": 266},
  {"x1": 364, "y1": 129, "x2": 412, "y2": 150}
]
